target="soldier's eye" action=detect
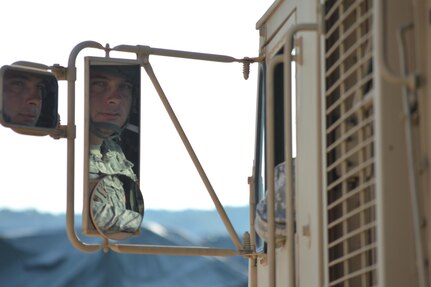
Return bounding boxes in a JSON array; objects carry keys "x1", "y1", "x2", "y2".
[
  {"x1": 90, "y1": 80, "x2": 108, "y2": 93},
  {"x1": 9, "y1": 80, "x2": 26, "y2": 93},
  {"x1": 119, "y1": 82, "x2": 133, "y2": 97}
]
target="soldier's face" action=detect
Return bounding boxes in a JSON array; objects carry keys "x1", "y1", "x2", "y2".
[
  {"x1": 90, "y1": 72, "x2": 133, "y2": 132},
  {"x1": 3, "y1": 73, "x2": 43, "y2": 126}
]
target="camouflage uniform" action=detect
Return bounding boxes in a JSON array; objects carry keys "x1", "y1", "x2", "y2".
[{"x1": 89, "y1": 139, "x2": 142, "y2": 234}]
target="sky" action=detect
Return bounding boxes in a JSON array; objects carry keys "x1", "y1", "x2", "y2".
[{"x1": 0, "y1": 0, "x2": 274, "y2": 214}]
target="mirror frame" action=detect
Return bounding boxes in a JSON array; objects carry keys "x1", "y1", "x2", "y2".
[
  {"x1": 82, "y1": 57, "x2": 142, "y2": 239},
  {"x1": 0, "y1": 64, "x2": 59, "y2": 136}
]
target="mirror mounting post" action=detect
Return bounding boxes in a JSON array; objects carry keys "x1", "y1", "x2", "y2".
[
  {"x1": 49, "y1": 64, "x2": 70, "y2": 139},
  {"x1": 136, "y1": 45, "x2": 151, "y2": 66},
  {"x1": 66, "y1": 41, "x2": 106, "y2": 253},
  {"x1": 49, "y1": 124, "x2": 68, "y2": 140},
  {"x1": 50, "y1": 64, "x2": 68, "y2": 81}
]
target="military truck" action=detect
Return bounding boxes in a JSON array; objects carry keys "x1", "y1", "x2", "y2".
[{"x1": 1, "y1": 0, "x2": 430, "y2": 286}]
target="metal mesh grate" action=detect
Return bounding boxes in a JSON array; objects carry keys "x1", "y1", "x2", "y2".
[{"x1": 324, "y1": 0, "x2": 377, "y2": 286}]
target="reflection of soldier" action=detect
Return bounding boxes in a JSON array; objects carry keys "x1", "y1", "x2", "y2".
[
  {"x1": 2, "y1": 69, "x2": 58, "y2": 127},
  {"x1": 255, "y1": 161, "x2": 295, "y2": 247},
  {"x1": 88, "y1": 65, "x2": 143, "y2": 236},
  {"x1": 90, "y1": 140, "x2": 142, "y2": 233}
]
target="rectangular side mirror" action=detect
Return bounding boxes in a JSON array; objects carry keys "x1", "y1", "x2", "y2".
[
  {"x1": 0, "y1": 65, "x2": 59, "y2": 136},
  {"x1": 82, "y1": 57, "x2": 143, "y2": 240}
]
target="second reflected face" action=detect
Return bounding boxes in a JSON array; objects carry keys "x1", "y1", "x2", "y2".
[
  {"x1": 90, "y1": 72, "x2": 133, "y2": 133},
  {"x1": 3, "y1": 72, "x2": 43, "y2": 126}
]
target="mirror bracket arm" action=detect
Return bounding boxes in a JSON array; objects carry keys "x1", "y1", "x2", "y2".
[
  {"x1": 50, "y1": 125, "x2": 71, "y2": 140},
  {"x1": 136, "y1": 45, "x2": 151, "y2": 65},
  {"x1": 50, "y1": 64, "x2": 68, "y2": 81}
]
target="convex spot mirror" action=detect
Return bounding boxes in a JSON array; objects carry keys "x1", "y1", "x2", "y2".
[
  {"x1": 0, "y1": 65, "x2": 58, "y2": 135},
  {"x1": 90, "y1": 175, "x2": 144, "y2": 241},
  {"x1": 83, "y1": 57, "x2": 142, "y2": 240}
]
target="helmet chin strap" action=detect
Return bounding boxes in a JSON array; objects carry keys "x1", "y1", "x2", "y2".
[{"x1": 90, "y1": 121, "x2": 124, "y2": 140}]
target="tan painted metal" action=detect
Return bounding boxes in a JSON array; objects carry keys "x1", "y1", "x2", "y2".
[{"x1": 64, "y1": 41, "x2": 261, "y2": 257}]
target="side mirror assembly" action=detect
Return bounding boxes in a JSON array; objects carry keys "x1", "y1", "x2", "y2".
[{"x1": 0, "y1": 65, "x2": 59, "y2": 136}]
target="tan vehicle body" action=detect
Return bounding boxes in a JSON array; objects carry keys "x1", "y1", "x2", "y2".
[{"x1": 250, "y1": 0, "x2": 431, "y2": 286}]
